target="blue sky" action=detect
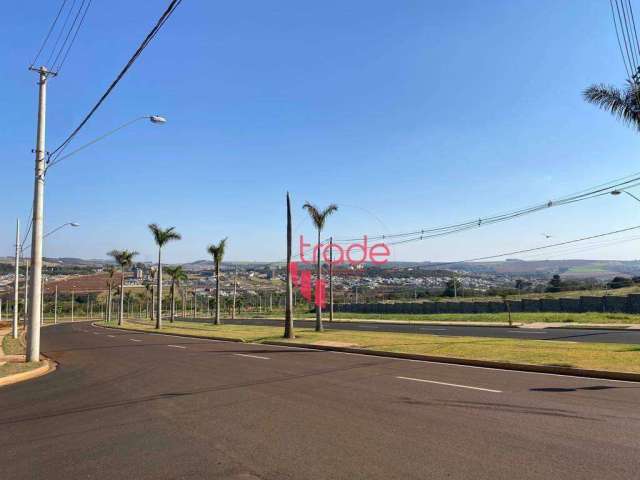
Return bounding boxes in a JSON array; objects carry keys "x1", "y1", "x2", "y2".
[{"x1": 3, "y1": 0, "x2": 640, "y2": 264}]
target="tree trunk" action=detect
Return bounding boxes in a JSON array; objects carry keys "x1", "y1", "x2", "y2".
[
  {"x1": 214, "y1": 261, "x2": 221, "y2": 325},
  {"x1": 315, "y1": 228, "x2": 323, "y2": 332},
  {"x1": 156, "y1": 249, "x2": 162, "y2": 329},
  {"x1": 118, "y1": 269, "x2": 125, "y2": 326},
  {"x1": 284, "y1": 192, "x2": 294, "y2": 338}
]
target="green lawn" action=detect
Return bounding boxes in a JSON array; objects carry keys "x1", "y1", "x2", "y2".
[{"x1": 100, "y1": 319, "x2": 640, "y2": 373}]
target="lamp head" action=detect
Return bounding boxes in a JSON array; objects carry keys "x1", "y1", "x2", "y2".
[
  {"x1": 611, "y1": 190, "x2": 622, "y2": 196},
  {"x1": 149, "y1": 115, "x2": 167, "y2": 124}
]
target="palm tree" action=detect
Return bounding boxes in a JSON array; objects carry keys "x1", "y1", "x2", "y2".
[
  {"x1": 148, "y1": 224, "x2": 182, "y2": 330},
  {"x1": 107, "y1": 250, "x2": 138, "y2": 326},
  {"x1": 207, "y1": 238, "x2": 227, "y2": 325},
  {"x1": 284, "y1": 192, "x2": 294, "y2": 338},
  {"x1": 583, "y1": 81, "x2": 640, "y2": 130},
  {"x1": 302, "y1": 202, "x2": 338, "y2": 332},
  {"x1": 165, "y1": 265, "x2": 188, "y2": 323},
  {"x1": 105, "y1": 266, "x2": 116, "y2": 323}
]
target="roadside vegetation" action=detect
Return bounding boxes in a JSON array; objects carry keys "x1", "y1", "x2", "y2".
[{"x1": 100, "y1": 318, "x2": 640, "y2": 373}]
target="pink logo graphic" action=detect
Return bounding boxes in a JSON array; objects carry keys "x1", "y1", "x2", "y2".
[{"x1": 289, "y1": 235, "x2": 390, "y2": 308}]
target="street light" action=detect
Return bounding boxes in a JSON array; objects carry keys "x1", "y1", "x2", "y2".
[
  {"x1": 26, "y1": 115, "x2": 166, "y2": 362},
  {"x1": 45, "y1": 115, "x2": 167, "y2": 170},
  {"x1": 611, "y1": 189, "x2": 640, "y2": 203}
]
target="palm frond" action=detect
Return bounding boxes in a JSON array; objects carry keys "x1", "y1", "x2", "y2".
[
  {"x1": 303, "y1": 202, "x2": 338, "y2": 231},
  {"x1": 207, "y1": 238, "x2": 228, "y2": 264},
  {"x1": 584, "y1": 82, "x2": 640, "y2": 130},
  {"x1": 148, "y1": 223, "x2": 182, "y2": 247}
]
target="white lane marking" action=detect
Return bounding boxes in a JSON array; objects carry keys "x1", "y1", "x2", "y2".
[
  {"x1": 167, "y1": 344, "x2": 187, "y2": 349},
  {"x1": 234, "y1": 353, "x2": 270, "y2": 360},
  {"x1": 396, "y1": 376, "x2": 502, "y2": 393},
  {"x1": 107, "y1": 335, "x2": 115, "y2": 338},
  {"x1": 509, "y1": 330, "x2": 545, "y2": 334},
  {"x1": 129, "y1": 339, "x2": 142, "y2": 342},
  {"x1": 419, "y1": 327, "x2": 448, "y2": 331}
]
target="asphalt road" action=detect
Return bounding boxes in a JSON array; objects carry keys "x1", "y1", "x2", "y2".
[
  {"x1": 187, "y1": 317, "x2": 640, "y2": 344},
  {"x1": 1, "y1": 322, "x2": 639, "y2": 479}
]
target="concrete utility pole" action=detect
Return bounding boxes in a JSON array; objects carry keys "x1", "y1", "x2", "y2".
[
  {"x1": 329, "y1": 237, "x2": 334, "y2": 323},
  {"x1": 54, "y1": 286, "x2": 58, "y2": 324},
  {"x1": 13, "y1": 219, "x2": 20, "y2": 339},
  {"x1": 232, "y1": 267, "x2": 237, "y2": 320},
  {"x1": 71, "y1": 290, "x2": 75, "y2": 322},
  {"x1": 26, "y1": 66, "x2": 52, "y2": 362},
  {"x1": 24, "y1": 261, "x2": 29, "y2": 328}
]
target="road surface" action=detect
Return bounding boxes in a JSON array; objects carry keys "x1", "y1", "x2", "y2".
[
  {"x1": 188, "y1": 316, "x2": 640, "y2": 344},
  {"x1": 0, "y1": 322, "x2": 638, "y2": 479}
]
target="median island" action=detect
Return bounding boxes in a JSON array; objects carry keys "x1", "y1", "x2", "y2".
[{"x1": 98, "y1": 319, "x2": 640, "y2": 374}]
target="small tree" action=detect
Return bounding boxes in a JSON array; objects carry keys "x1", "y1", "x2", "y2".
[
  {"x1": 107, "y1": 250, "x2": 138, "y2": 325},
  {"x1": 165, "y1": 265, "x2": 187, "y2": 323},
  {"x1": 500, "y1": 293, "x2": 513, "y2": 327}
]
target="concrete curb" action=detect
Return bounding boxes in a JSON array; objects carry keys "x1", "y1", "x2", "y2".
[
  {"x1": 0, "y1": 359, "x2": 56, "y2": 388},
  {"x1": 0, "y1": 328, "x2": 58, "y2": 388},
  {"x1": 94, "y1": 322, "x2": 245, "y2": 343},
  {"x1": 263, "y1": 341, "x2": 640, "y2": 383}
]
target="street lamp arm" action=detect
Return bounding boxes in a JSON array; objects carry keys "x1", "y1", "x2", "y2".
[
  {"x1": 45, "y1": 115, "x2": 165, "y2": 172},
  {"x1": 624, "y1": 191, "x2": 640, "y2": 204}
]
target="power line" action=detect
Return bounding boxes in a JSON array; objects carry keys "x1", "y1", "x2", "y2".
[
  {"x1": 45, "y1": 0, "x2": 78, "y2": 69},
  {"x1": 48, "y1": 0, "x2": 184, "y2": 164},
  {"x1": 331, "y1": 172, "x2": 640, "y2": 245},
  {"x1": 52, "y1": 0, "x2": 93, "y2": 73},
  {"x1": 417, "y1": 225, "x2": 640, "y2": 269},
  {"x1": 30, "y1": 0, "x2": 68, "y2": 68}
]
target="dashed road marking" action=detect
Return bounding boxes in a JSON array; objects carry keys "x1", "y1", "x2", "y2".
[
  {"x1": 396, "y1": 376, "x2": 502, "y2": 393},
  {"x1": 129, "y1": 339, "x2": 142, "y2": 342},
  {"x1": 107, "y1": 335, "x2": 115, "y2": 338},
  {"x1": 234, "y1": 353, "x2": 270, "y2": 360},
  {"x1": 167, "y1": 344, "x2": 187, "y2": 349}
]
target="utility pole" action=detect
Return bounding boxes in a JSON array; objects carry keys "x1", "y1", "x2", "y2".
[
  {"x1": 26, "y1": 66, "x2": 52, "y2": 363},
  {"x1": 40, "y1": 276, "x2": 44, "y2": 326},
  {"x1": 24, "y1": 260, "x2": 29, "y2": 328},
  {"x1": 12, "y1": 219, "x2": 20, "y2": 339},
  {"x1": 71, "y1": 290, "x2": 75, "y2": 322},
  {"x1": 232, "y1": 266, "x2": 237, "y2": 320},
  {"x1": 329, "y1": 237, "x2": 334, "y2": 323},
  {"x1": 53, "y1": 285, "x2": 58, "y2": 324}
]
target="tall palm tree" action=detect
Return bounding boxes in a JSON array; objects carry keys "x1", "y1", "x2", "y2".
[
  {"x1": 583, "y1": 81, "x2": 640, "y2": 130},
  {"x1": 302, "y1": 202, "x2": 338, "y2": 332},
  {"x1": 107, "y1": 250, "x2": 138, "y2": 326},
  {"x1": 165, "y1": 265, "x2": 187, "y2": 323},
  {"x1": 148, "y1": 224, "x2": 182, "y2": 330},
  {"x1": 284, "y1": 192, "x2": 294, "y2": 338},
  {"x1": 207, "y1": 238, "x2": 227, "y2": 325},
  {"x1": 105, "y1": 266, "x2": 116, "y2": 323}
]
